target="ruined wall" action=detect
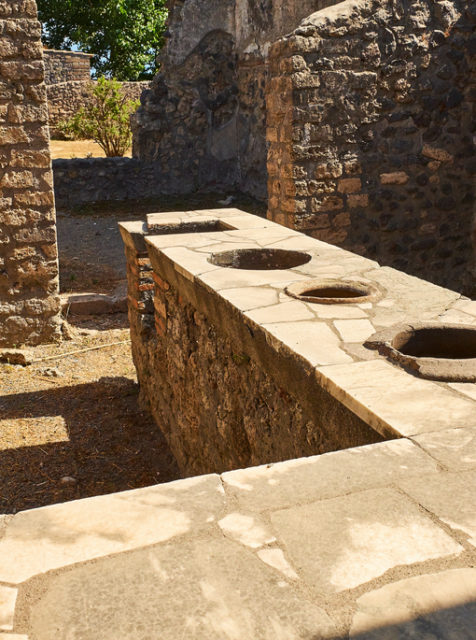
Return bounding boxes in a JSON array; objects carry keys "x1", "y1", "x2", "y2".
[
  {"x1": 0, "y1": 0, "x2": 61, "y2": 346},
  {"x1": 47, "y1": 81, "x2": 148, "y2": 138},
  {"x1": 267, "y1": 0, "x2": 475, "y2": 295},
  {"x1": 43, "y1": 49, "x2": 92, "y2": 85},
  {"x1": 134, "y1": 0, "x2": 341, "y2": 200}
]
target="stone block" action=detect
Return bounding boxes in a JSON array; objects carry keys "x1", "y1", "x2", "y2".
[
  {"x1": 271, "y1": 488, "x2": 462, "y2": 594},
  {"x1": 222, "y1": 439, "x2": 439, "y2": 512},
  {"x1": 350, "y1": 569, "x2": 476, "y2": 639}
]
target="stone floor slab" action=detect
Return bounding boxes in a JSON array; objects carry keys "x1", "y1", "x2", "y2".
[
  {"x1": 412, "y1": 427, "x2": 476, "y2": 471},
  {"x1": 398, "y1": 471, "x2": 476, "y2": 547},
  {"x1": 222, "y1": 439, "x2": 439, "y2": 512},
  {"x1": 350, "y1": 568, "x2": 476, "y2": 639},
  {"x1": 0, "y1": 585, "x2": 17, "y2": 631},
  {"x1": 0, "y1": 475, "x2": 224, "y2": 584},
  {"x1": 270, "y1": 488, "x2": 462, "y2": 594},
  {"x1": 24, "y1": 535, "x2": 337, "y2": 640}
]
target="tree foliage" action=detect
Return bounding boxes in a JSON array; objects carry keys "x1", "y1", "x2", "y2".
[
  {"x1": 59, "y1": 77, "x2": 140, "y2": 157},
  {"x1": 37, "y1": 0, "x2": 167, "y2": 80}
]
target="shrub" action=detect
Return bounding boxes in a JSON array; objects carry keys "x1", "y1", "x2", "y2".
[{"x1": 59, "y1": 77, "x2": 140, "y2": 157}]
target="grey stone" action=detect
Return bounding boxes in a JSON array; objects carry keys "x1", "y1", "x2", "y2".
[
  {"x1": 350, "y1": 569, "x2": 476, "y2": 639},
  {"x1": 25, "y1": 536, "x2": 337, "y2": 640}
]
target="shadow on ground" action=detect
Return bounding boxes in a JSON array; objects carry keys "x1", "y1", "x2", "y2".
[{"x1": 0, "y1": 376, "x2": 180, "y2": 514}]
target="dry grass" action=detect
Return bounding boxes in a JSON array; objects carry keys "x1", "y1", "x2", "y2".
[
  {"x1": 0, "y1": 316, "x2": 180, "y2": 515},
  {"x1": 50, "y1": 139, "x2": 132, "y2": 160}
]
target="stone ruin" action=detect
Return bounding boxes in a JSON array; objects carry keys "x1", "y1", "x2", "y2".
[
  {"x1": 135, "y1": 0, "x2": 475, "y2": 295},
  {"x1": 44, "y1": 49, "x2": 148, "y2": 138},
  {"x1": 0, "y1": 0, "x2": 61, "y2": 347},
  {"x1": 0, "y1": 1, "x2": 476, "y2": 636}
]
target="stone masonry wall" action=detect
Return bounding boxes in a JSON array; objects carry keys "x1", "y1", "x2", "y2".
[
  {"x1": 43, "y1": 49, "x2": 92, "y2": 85},
  {"x1": 134, "y1": 0, "x2": 341, "y2": 201},
  {"x1": 47, "y1": 80, "x2": 148, "y2": 138},
  {"x1": 53, "y1": 158, "x2": 179, "y2": 210},
  {"x1": 120, "y1": 228, "x2": 382, "y2": 477},
  {"x1": 0, "y1": 0, "x2": 61, "y2": 346},
  {"x1": 267, "y1": 0, "x2": 475, "y2": 295}
]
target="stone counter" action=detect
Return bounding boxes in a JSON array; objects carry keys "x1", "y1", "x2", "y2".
[{"x1": 119, "y1": 208, "x2": 476, "y2": 477}]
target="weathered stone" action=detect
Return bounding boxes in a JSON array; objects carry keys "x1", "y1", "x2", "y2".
[
  {"x1": 25, "y1": 536, "x2": 337, "y2": 640},
  {"x1": 271, "y1": 488, "x2": 462, "y2": 594},
  {"x1": 350, "y1": 569, "x2": 476, "y2": 639},
  {"x1": 398, "y1": 470, "x2": 476, "y2": 546},
  {"x1": 0, "y1": 474, "x2": 225, "y2": 584}
]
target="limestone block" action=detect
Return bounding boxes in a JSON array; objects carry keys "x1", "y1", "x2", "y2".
[
  {"x1": 350, "y1": 569, "x2": 476, "y2": 639},
  {"x1": 271, "y1": 488, "x2": 462, "y2": 594},
  {"x1": 398, "y1": 470, "x2": 476, "y2": 546},
  {"x1": 26, "y1": 536, "x2": 337, "y2": 640}
]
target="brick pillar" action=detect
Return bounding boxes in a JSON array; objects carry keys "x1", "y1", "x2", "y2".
[{"x1": 0, "y1": 0, "x2": 62, "y2": 346}]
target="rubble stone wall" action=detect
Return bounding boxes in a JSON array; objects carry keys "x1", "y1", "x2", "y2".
[
  {"x1": 133, "y1": 0, "x2": 341, "y2": 201},
  {"x1": 267, "y1": 0, "x2": 475, "y2": 295},
  {"x1": 43, "y1": 49, "x2": 92, "y2": 85},
  {"x1": 120, "y1": 226, "x2": 382, "y2": 477},
  {"x1": 53, "y1": 157, "x2": 176, "y2": 210},
  {"x1": 0, "y1": 0, "x2": 61, "y2": 346},
  {"x1": 47, "y1": 80, "x2": 148, "y2": 138}
]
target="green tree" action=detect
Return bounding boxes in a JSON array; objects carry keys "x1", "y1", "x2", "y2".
[
  {"x1": 37, "y1": 0, "x2": 167, "y2": 80},
  {"x1": 60, "y1": 77, "x2": 140, "y2": 157}
]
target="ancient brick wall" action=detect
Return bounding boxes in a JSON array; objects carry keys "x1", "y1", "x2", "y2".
[
  {"x1": 43, "y1": 49, "x2": 92, "y2": 86},
  {"x1": 0, "y1": 0, "x2": 61, "y2": 346},
  {"x1": 133, "y1": 0, "x2": 341, "y2": 201},
  {"x1": 47, "y1": 80, "x2": 148, "y2": 138},
  {"x1": 267, "y1": 0, "x2": 475, "y2": 295}
]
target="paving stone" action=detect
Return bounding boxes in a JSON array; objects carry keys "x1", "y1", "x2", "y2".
[
  {"x1": 222, "y1": 439, "x2": 439, "y2": 512},
  {"x1": 246, "y1": 300, "x2": 315, "y2": 324},
  {"x1": 399, "y1": 471, "x2": 476, "y2": 546},
  {"x1": 25, "y1": 536, "x2": 337, "y2": 640},
  {"x1": 270, "y1": 488, "x2": 462, "y2": 594},
  {"x1": 334, "y1": 319, "x2": 376, "y2": 342},
  {"x1": 218, "y1": 513, "x2": 276, "y2": 549},
  {"x1": 219, "y1": 286, "x2": 279, "y2": 311},
  {"x1": 0, "y1": 585, "x2": 17, "y2": 631},
  {"x1": 199, "y1": 264, "x2": 309, "y2": 290},
  {"x1": 449, "y1": 383, "x2": 476, "y2": 402},
  {"x1": 313, "y1": 305, "x2": 368, "y2": 319},
  {"x1": 262, "y1": 320, "x2": 352, "y2": 366},
  {"x1": 350, "y1": 569, "x2": 476, "y2": 639},
  {"x1": 0, "y1": 475, "x2": 224, "y2": 584},
  {"x1": 257, "y1": 548, "x2": 299, "y2": 580},
  {"x1": 316, "y1": 360, "x2": 476, "y2": 437},
  {"x1": 412, "y1": 427, "x2": 476, "y2": 471},
  {"x1": 453, "y1": 300, "x2": 476, "y2": 317}
]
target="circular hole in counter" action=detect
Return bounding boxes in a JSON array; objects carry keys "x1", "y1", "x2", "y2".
[
  {"x1": 208, "y1": 248, "x2": 312, "y2": 271},
  {"x1": 285, "y1": 279, "x2": 381, "y2": 304},
  {"x1": 365, "y1": 323, "x2": 476, "y2": 382},
  {"x1": 392, "y1": 326, "x2": 476, "y2": 360}
]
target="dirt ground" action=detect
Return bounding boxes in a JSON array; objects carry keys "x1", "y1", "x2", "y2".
[
  {"x1": 50, "y1": 139, "x2": 132, "y2": 160},
  {"x1": 1, "y1": 194, "x2": 265, "y2": 515}
]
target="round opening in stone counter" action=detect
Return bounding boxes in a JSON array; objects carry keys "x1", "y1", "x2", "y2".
[
  {"x1": 393, "y1": 326, "x2": 476, "y2": 360},
  {"x1": 365, "y1": 323, "x2": 476, "y2": 382},
  {"x1": 285, "y1": 279, "x2": 381, "y2": 304},
  {"x1": 208, "y1": 248, "x2": 312, "y2": 270}
]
